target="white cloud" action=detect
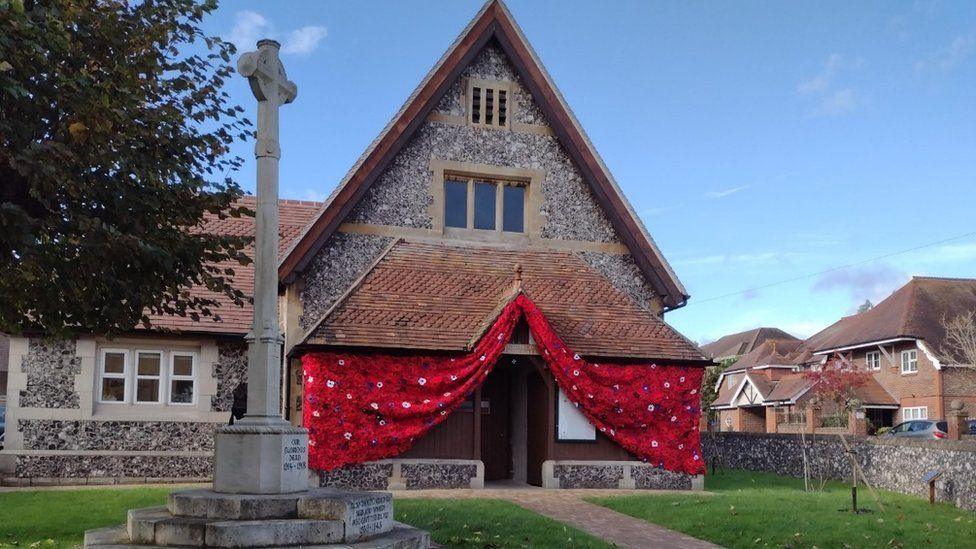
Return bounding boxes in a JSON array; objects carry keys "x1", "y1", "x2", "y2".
[
  {"x1": 915, "y1": 33, "x2": 976, "y2": 73},
  {"x1": 705, "y1": 185, "x2": 749, "y2": 199},
  {"x1": 282, "y1": 26, "x2": 328, "y2": 56},
  {"x1": 797, "y1": 54, "x2": 863, "y2": 117},
  {"x1": 228, "y1": 10, "x2": 270, "y2": 53},
  {"x1": 813, "y1": 88, "x2": 858, "y2": 117},
  {"x1": 813, "y1": 263, "x2": 908, "y2": 305},
  {"x1": 226, "y1": 11, "x2": 327, "y2": 56}
]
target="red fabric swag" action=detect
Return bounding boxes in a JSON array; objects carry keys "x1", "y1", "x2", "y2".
[{"x1": 302, "y1": 294, "x2": 705, "y2": 475}]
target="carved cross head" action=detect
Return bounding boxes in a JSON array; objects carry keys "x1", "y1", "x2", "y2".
[{"x1": 237, "y1": 39, "x2": 298, "y2": 105}]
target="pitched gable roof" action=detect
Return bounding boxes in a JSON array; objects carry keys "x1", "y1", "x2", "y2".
[
  {"x1": 724, "y1": 338, "x2": 806, "y2": 372},
  {"x1": 277, "y1": 0, "x2": 689, "y2": 310},
  {"x1": 701, "y1": 327, "x2": 800, "y2": 360},
  {"x1": 806, "y1": 277, "x2": 976, "y2": 354},
  {"x1": 298, "y1": 240, "x2": 706, "y2": 362}
]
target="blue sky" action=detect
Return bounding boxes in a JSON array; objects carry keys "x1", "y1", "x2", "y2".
[{"x1": 202, "y1": 1, "x2": 976, "y2": 344}]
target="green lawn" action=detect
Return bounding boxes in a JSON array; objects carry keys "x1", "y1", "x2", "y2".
[
  {"x1": 589, "y1": 469, "x2": 976, "y2": 549},
  {"x1": 0, "y1": 486, "x2": 173, "y2": 548},
  {"x1": 395, "y1": 499, "x2": 611, "y2": 548},
  {"x1": 0, "y1": 488, "x2": 608, "y2": 549}
]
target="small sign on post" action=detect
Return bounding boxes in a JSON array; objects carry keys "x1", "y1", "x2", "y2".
[{"x1": 923, "y1": 470, "x2": 942, "y2": 505}]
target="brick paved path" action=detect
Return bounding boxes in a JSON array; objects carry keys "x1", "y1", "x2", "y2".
[{"x1": 395, "y1": 484, "x2": 721, "y2": 549}]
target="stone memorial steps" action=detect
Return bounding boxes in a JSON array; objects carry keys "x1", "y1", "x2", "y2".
[{"x1": 84, "y1": 488, "x2": 430, "y2": 549}]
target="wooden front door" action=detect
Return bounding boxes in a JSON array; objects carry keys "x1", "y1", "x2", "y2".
[
  {"x1": 480, "y1": 366, "x2": 512, "y2": 481},
  {"x1": 525, "y1": 369, "x2": 549, "y2": 486}
]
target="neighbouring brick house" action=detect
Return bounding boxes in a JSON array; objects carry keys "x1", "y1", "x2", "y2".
[
  {"x1": 0, "y1": 197, "x2": 322, "y2": 482},
  {"x1": 3, "y1": 1, "x2": 710, "y2": 489},
  {"x1": 700, "y1": 327, "x2": 799, "y2": 362},
  {"x1": 713, "y1": 277, "x2": 976, "y2": 435}
]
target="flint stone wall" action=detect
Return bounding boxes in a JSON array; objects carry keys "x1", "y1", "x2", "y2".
[
  {"x1": 211, "y1": 341, "x2": 248, "y2": 411},
  {"x1": 349, "y1": 44, "x2": 618, "y2": 243},
  {"x1": 550, "y1": 462, "x2": 693, "y2": 489},
  {"x1": 316, "y1": 460, "x2": 479, "y2": 490},
  {"x1": 15, "y1": 454, "x2": 211, "y2": 480},
  {"x1": 704, "y1": 432, "x2": 976, "y2": 511},
  {"x1": 19, "y1": 339, "x2": 81, "y2": 409},
  {"x1": 19, "y1": 419, "x2": 217, "y2": 452}
]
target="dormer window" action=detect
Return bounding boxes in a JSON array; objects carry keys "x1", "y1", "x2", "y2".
[{"x1": 468, "y1": 78, "x2": 511, "y2": 129}]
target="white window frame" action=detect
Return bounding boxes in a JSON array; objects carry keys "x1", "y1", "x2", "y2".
[
  {"x1": 903, "y1": 406, "x2": 927, "y2": 421},
  {"x1": 900, "y1": 349, "x2": 918, "y2": 374},
  {"x1": 728, "y1": 374, "x2": 736, "y2": 390},
  {"x1": 167, "y1": 352, "x2": 197, "y2": 406},
  {"x1": 865, "y1": 350, "x2": 881, "y2": 371},
  {"x1": 134, "y1": 350, "x2": 164, "y2": 404},
  {"x1": 97, "y1": 348, "x2": 130, "y2": 404}
]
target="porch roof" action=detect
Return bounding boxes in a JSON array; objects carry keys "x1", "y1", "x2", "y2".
[{"x1": 299, "y1": 240, "x2": 707, "y2": 362}]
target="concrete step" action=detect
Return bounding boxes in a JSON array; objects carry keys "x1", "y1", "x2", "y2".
[
  {"x1": 86, "y1": 522, "x2": 430, "y2": 549},
  {"x1": 126, "y1": 506, "x2": 343, "y2": 547},
  {"x1": 168, "y1": 488, "x2": 393, "y2": 542}
]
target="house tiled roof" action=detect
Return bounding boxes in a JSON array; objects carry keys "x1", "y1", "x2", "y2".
[
  {"x1": 764, "y1": 374, "x2": 812, "y2": 403},
  {"x1": 302, "y1": 240, "x2": 707, "y2": 362},
  {"x1": 143, "y1": 197, "x2": 322, "y2": 335},
  {"x1": 806, "y1": 277, "x2": 976, "y2": 355},
  {"x1": 701, "y1": 327, "x2": 800, "y2": 360},
  {"x1": 725, "y1": 339, "x2": 807, "y2": 372}
]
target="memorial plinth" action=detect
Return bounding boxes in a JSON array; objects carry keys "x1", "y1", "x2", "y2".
[{"x1": 83, "y1": 488, "x2": 430, "y2": 549}]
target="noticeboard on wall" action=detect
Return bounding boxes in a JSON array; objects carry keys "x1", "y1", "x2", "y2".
[{"x1": 556, "y1": 388, "x2": 596, "y2": 441}]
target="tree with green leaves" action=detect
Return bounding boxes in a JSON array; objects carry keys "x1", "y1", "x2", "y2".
[
  {"x1": 699, "y1": 357, "x2": 736, "y2": 424},
  {"x1": 0, "y1": 0, "x2": 253, "y2": 338}
]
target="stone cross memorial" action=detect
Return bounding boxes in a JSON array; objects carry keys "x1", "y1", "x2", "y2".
[
  {"x1": 83, "y1": 39, "x2": 429, "y2": 548},
  {"x1": 212, "y1": 38, "x2": 309, "y2": 496}
]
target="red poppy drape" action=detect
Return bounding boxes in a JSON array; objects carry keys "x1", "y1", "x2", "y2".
[{"x1": 302, "y1": 294, "x2": 705, "y2": 475}]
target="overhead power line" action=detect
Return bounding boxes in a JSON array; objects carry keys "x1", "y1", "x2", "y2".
[{"x1": 688, "y1": 230, "x2": 976, "y2": 306}]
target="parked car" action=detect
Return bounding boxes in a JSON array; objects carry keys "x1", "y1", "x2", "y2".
[
  {"x1": 968, "y1": 419, "x2": 976, "y2": 435},
  {"x1": 886, "y1": 419, "x2": 949, "y2": 439}
]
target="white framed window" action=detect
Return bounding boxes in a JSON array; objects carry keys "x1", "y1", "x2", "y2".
[
  {"x1": 900, "y1": 349, "x2": 918, "y2": 374},
  {"x1": 96, "y1": 347, "x2": 198, "y2": 406},
  {"x1": 865, "y1": 351, "x2": 881, "y2": 371},
  {"x1": 134, "y1": 350, "x2": 163, "y2": 403},
  {"x1": 168, "y1": 352, "x2": 197, "y2": 405},
  {"x1": 727, "y1": 374, "x2": 736, "y2": 390},
  {"x1": 903, "y1": 406, "x2": 927, "y2": 421},
  {"x1": 98, "y1": 349, "x2": 129, "y2": 403}
]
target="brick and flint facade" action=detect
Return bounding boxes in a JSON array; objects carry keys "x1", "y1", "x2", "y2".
[{"x1": 3, "y1": 2, "x2": 709, "y2": 488}]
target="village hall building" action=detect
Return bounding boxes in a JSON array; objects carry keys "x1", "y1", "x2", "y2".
[{"x1": 1, "y1": 1, "x2": 709, "y2": 490}]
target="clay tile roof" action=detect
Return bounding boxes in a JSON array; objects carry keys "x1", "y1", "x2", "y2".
[
  {"x1": 765, "y1": 374, "x2": 813, "y2": 403},
  {"x1": 853, "y1": 376, "x2": 899, "y2": 406},
  {"x1": 806, "y1": 277, "x2": 976, "y2": 354},
  {"x1": 725, "y1": 338, "x2": 806, "y2": 372},
  {"x1": 143, "y1": 197, "x2": 322, "y2": 335},
  {"x1": 302, "y1": 240, "x2": 707, "y2": 362},
  {"x1": 701, "y1": 327, "x2": 800, "y2": 361}
]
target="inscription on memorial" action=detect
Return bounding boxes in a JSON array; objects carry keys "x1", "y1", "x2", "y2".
[
  {"x1": 282, "y1": 436, "x2": 308, "y2": 472},
  {"x1": 348, "y1": 495, "x2": 392, "y2": 537}
]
